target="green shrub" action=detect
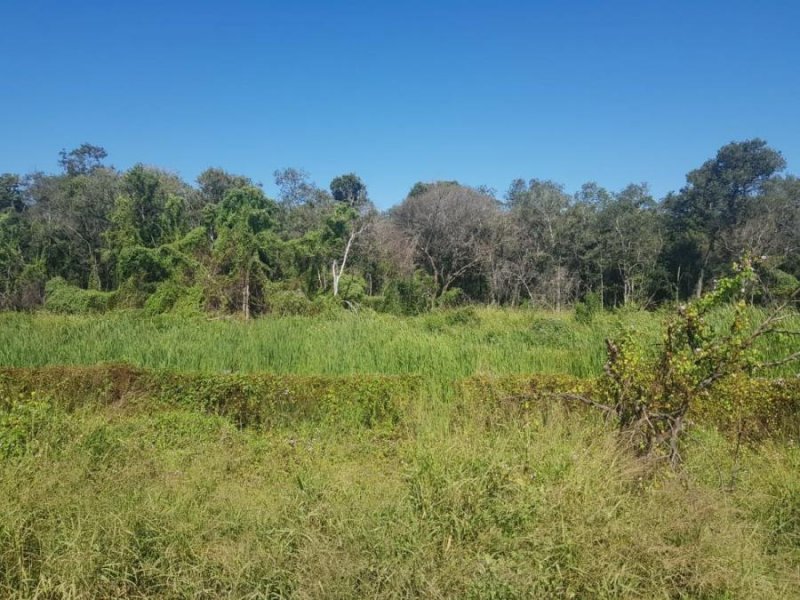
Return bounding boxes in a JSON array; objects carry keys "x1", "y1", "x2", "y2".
[
  {"x1": 144, "y1": 279, "x2": 182, "y2": 314},
  {"x1": 336, "y1": 273, "x2": 366, "y2": 303},
  {"x1": 383, "y1": 272, "x2": 436, "y2": 315},
  {"x1": 44, "y1": 277, "x2": 115, "y2": 314},
  {"x1": 439, "y1": 287, "x2": 466, "y2": 308},
  {"x1": 759, "y1": 267, "x2": 800, "y2": 305},
  {"x1": 267, "y1": 289, "x2": 314, "y2": 316},
  {"x1": 575, "y1": 291, "x2": 602, "y2": 324}
]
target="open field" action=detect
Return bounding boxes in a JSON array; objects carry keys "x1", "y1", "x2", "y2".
[{"x1": 2, "y1": 307, "x2": 800, "y2": 598}]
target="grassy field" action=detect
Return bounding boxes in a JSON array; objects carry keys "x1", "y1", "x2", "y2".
[
  {"x1": 2, "y1": 307, "x2": 800, "y2": 598},
  {"x1": 2, "y1": 392, "x2": 799, "y2": 598},
  {"x1": 0, "y1": 308, "x2": 633, "y2": 381},
  {"x1": 6, "y1": 306, "x2": 799, "y2": 379}
]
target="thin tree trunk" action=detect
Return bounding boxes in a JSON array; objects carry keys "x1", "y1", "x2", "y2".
[{"x1": 242, "y1": 268, "x2": 250, "y2": 320}]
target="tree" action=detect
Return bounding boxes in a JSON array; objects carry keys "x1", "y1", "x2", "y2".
[
  {"x1": 58, "y1": 144, "x2": 108, "y2": 177},
  {"x1": 505, "y1": 179, "x2": 579, "y2": 310},
  {"x1": 392, "y1": 182, "x2": 499, "y2": 301},
  {"x1": 595, "y1": 184, "x2": 663, "y2": 306},
  {"x1": 330, "y1": 173, "x2": 369, "y2": 209},
  {"x1": 211, "y1": 186, "x2": 279, "y2": 318},
  {"x1": 0, "y1": 174, "x2": 25, "y2": 212},
  {"x1": 273, "y1": 168, "x2": 333, "y2": 238},
  {"x1": 109, "y1": 164, "x2": 189, "y2": 250},
  {"x1": 197, "y1": 168, "x2": 253, "y2": 205},
  {"x1": 664, "y1": 139, "x2": 786, "y2": 297}
]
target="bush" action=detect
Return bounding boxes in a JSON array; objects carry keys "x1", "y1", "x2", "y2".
[
  {"x1": 44, "y1": 277, "x2": 115, "y2": 314},
  {"x1": 267, "y1": 289, "x2": 314, "y2": 316},
  {"x1": 759, "y1": 267, "x2": 800, "y2": 305},
  {"x1": 336, "y1": 273, "x2": 366, "y2": 303},
  {"x1": 439, "y1": 287, "x2": 466, "y2": 308},
  {"x1": 144, "y1": 279, "x2": 183, "y2": 314},
  {"x1": 575, "y1": 291, "x2": 602, "y2": 324},
  {"x1": 383, "y1": 272, "x2": 436, "y2": 315}
]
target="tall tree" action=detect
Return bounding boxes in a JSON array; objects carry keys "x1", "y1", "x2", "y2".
[
  {"x1": 393, "y1": 182, "x2": 498, "y2": 300},
  {"x1": 0, "y1": 174, "x2": 25, "y2": 212},
  {"x1": 664, "y1": 139, "x2": 786, "y2": 297},
  {"x1": 211, "y1": 185, "x2": 279, "y2": 318},
  {"x1": 330, "y1": 173, "x2": 369, "y2": 209},
  {"x1": 505, "y1": 179, "x2": 579, "y2": 310},
  {"x1": 58, "y1": 143, "x2": 108, "y2": 177},
  {"x1": 595, "y1": 184, "x2": 663, "y2": 306}
]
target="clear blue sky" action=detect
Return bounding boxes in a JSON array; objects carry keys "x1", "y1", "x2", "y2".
[{"x1": 2, "y1": 0, "x2": 799, "y2": 208}]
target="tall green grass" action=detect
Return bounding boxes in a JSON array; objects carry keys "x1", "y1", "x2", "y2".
[
  {"x1": 3, "y1": 306, "x2": 798, "y2": 383},
  {"x1": 0, "y1": 308, "x2": 662, "y2": 381}
]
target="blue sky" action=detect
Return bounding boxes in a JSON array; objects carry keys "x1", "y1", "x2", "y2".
[{"x1": 2, "y1": 0, "x2": 799, "y2": 208}]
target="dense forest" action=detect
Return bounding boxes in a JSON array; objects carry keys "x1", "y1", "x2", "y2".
[{"x1": 1, "y1": 139, "x2": 798, "y2": 317}]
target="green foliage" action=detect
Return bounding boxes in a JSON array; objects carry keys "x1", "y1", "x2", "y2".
[
  {"x1": 0, "y1": 392, "x2": 63, "y2": 458},
  {"x1": 143, "y1": 280, "x2": 203, "y2": 315},
  {"x1": 44, "y1": 277, "x2": 115, "y2": 314},
  {"x1": 329, "y1": 172, "x2": 368, "y2": 208},
  {"x1": 335, "y1": 273, "x2": 366, "y2": 303},
  {"x1": 3, "y1": 140, "x2": 800, "y2": 315},
  {"x1": 384, "y1": 271, "x2": 437, "y2": 315},
  {"x1": 759, "y1": 267, "x2": 800, "y2": 304},
  {"x1": 529, "y1": 316, "x2": 576, "y2": 347},
  {"x1": 439, "y1": 286, "x2": 466, "y2": 308},
  {"x1": 424, "y1": 306, "x2": 481, "y2": 332},
  {"x1": 116, "y1": 245, "x2": 172, "y2": 284},
  {"x1": 591, "y1": 257, "x2": 799, "y2": 463},
  {"x1": 574, "y1": 291, "x2": 602, "y2": 324},
  {"x1": 266, "y1": 289, "x2": 314, "y2": 316}
]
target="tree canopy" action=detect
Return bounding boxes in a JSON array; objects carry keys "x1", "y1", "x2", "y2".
[{"x1": 0, "y1": 140, "x2": 797, "y2": 316}]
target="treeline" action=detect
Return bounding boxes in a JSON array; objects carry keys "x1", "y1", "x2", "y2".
[{"x1": 1, "y1": 139, "x2": 798, "y2": 316}]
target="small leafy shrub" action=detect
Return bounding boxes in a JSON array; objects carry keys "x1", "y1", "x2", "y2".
[
  {"x1": 584, "y1": 257, "x2": 800, "y2": 465},
  {"x1": 267, "y1": 289, "x2": 314, "y2": 316},
  {"x1": 439, "y1": 287, "x2": 466, "y2": 308},
  {"x1": 44, "y1": 277, "x2": 115, "y2": 314},
  {"x1": 336, "y1": 273, "x2": 366, "y2": 304},
  {"x1": 575, "y1": 291, "x2": 602, "y2": 324},
  {"x1": 144, "y1": 279, "x2": 183, "y2": 314},
  {"x1": 758, "y1": 267, "x2": 800, "y2": 306}
]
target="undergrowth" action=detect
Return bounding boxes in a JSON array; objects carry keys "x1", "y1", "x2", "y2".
[{"x1": 1, "y1": 393, "x2": 798, "y2": 598}]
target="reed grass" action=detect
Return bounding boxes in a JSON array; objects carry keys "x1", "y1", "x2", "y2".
[{"x1": 0, "y1": 308, "x2": 662, "y2": 381}]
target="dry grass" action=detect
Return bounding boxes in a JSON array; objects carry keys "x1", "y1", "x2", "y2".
[{"x1": 1, "y1": 394, "x2": 798, "y2": 599}]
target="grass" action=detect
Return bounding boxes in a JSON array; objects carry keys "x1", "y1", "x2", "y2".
[
  {"x1": 1, "y1": 306, "x2": 799, "y2": 598},
  {"x1": 2, "y1": 307, "x2": 797, "y2": 383},
  {"x1": 1, "y1": 393, "x2": 799, "y2": 598},
  {"x1": 0, "y1": 308, "x2": 666, "y2": 382}
]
